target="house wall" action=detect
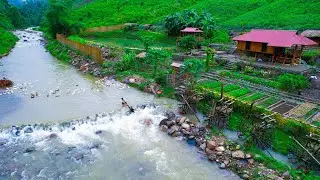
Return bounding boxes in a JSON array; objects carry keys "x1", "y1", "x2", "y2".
[{"x1": 237, "y1": 41, "x2": 274, "y2": 54}]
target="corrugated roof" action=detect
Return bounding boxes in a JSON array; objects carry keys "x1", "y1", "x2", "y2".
[
  {"x1": 301, "y1": 30, "x2": 320, "y2": 38},
  {"x1": 180, "y1": 27, "x2": 203, "y2": 33},
  {"x1": 232, "y1": 29, "x2": 317, "y2": 47}
]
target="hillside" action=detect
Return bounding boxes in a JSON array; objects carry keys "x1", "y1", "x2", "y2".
[
  {"x1": 224, "y1": 0, "x2": 320, "y2": 30},
  {"x1": 69, "y1": 0, "x2": 320, "y2": 30},
  {"x1": 0, "y1": 0, "x2": 20, "y2": 56}
]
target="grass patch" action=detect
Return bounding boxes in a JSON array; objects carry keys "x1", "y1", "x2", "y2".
[
  {"x1": 46, "y1": 40, "x2": 72, "y2": 63},
  {"x1": 215, "y1": 84, "x2": 240, "y2": 93},
  {"x1": 257, "y1": 96, "x2": 280, "y2": 109},
  {"x1": 80, "y1": 30, "x2": 176, "y2": 49},
  {"x1": 272, "y1": 129, "x2": 293, "y2": 155},
  {"x1": 228, "y1": 88, "x2": 251, "y2": 98},
  {"x1": 0, "y1": 28, "x2": 18, "y2": 55}
]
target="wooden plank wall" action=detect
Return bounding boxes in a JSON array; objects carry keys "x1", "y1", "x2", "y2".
[
  {"x1": 56, "y1": 34, "x2": 104, "y2": 64},
  {"x1": 237, "y1": 41, "x2": 274, "y2": 54}
]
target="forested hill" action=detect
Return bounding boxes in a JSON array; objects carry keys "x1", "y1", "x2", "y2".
[{"x1": 68, "y1": 0, "x2": 320, "y2": 30}]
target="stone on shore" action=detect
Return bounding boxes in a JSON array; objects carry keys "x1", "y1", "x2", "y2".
[
  {"x1": 219, "y1": 163, "x2": 226, "y2": 169},
  {"x1": 232, "y1": 150, "x2": 245, "y2": 159},
  {"x1": 215, "y1": 146, "x2": 225, "y2": 152},
  {"x1": 206, "y1": 140, "x2": 216, "y2": 150},
  {"x1": 181, "y1": 123, "x2": 190, "y2": 131},
  {"x1": 160, "y1": 125, "x2": 168, "y2": 132}
]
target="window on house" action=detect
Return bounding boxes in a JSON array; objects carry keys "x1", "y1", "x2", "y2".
[
  {"x1": 245, "y1": 41, "x2": 251, "y2": 50},
  {"x1": 261, "y1": 43, "x2": 268, "y2": 52}
]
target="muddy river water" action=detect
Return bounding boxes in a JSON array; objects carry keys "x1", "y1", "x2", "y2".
[{"x1": 0, "y1": 30, "x2": 239, "y2": 179}]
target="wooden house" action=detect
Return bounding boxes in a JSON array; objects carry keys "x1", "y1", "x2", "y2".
[
  {"x1": 232, "y1": 30, "x2": 317, "y2": 64},
  {"x1": 301, "y1": 30, "x2": 320, "y2": 46}
]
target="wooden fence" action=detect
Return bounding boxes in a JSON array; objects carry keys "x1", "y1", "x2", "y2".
[
  {"x1": 84, "y1": 24, "x2": 126, "y2": 33},
  {"x1": 56, "y1": 34, "x2": 103, "y2": 64}
]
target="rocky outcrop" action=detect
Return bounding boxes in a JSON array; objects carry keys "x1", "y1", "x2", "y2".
[
  {"x1": 159, "y1": 112, "x2": 292, "y2": 179},
  {"x1": 0, "y1": 79, "x2": 13, "y2": 88}
]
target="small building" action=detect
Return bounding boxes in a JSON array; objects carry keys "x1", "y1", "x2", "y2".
[
  {"x1": 180, "y1": 27, "x2": 203, "y2": 41},
  {"x1": 232, "y1": 29, "x2": 317, "y2": 64},
  {"x1": 301, "y1": 30, "x2": 320, "y2": 46}
]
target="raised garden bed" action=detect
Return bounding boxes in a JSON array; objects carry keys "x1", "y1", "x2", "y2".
[
  {"x1": 287, "y1": 102, "x2": 317, "y2": 119},
  {"x1": 257, "y1": 96, "x2": 280, "y2": 109},
  {"x1": 214, "y1": 84, "x2": 240, "y2": 93},
  {"x1": 240, "y1": 92, "x2": 265, "y2": 103},
  {"x1": 227, "y1": 88, "x2": 251, "y2": 98}
]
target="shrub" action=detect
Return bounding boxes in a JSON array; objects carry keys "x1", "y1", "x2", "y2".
[
  {"x1": 178, "y1": 35, "x2": 198, "y2": 50},
  {"x1": 277, "y1": 73, "x2": 309, "y2": 91},
  {"x1": 117, "y1": 52, "x2": 135, "y2": 71},
  {"x1": 210, "y1": 30, "x2": 231, "y2": 43},
  {"x1": 243, "y1": 65, "x2": 254, "y2": 74}
]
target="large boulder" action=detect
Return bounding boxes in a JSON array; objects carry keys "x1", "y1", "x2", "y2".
[
  {"x1": 206, "y1": 140, "x2": 216, "y2": 151},
  {"x1": 215, "y1": 146, "x2": 225, "y2": 152},
  {"x1": 181, "y1": 123, "x2": 190, "y2": 131},
  {"x1": 232, "y1": 150, "x2": 245, "y2": 159}
]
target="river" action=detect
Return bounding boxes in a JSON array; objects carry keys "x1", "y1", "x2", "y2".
[{"x1": 0, "y1": 29, "x2": 239, "y2": 179}]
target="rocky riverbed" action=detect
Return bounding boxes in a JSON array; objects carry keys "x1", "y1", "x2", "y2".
[{"x1": 159, "y1": 113, "x2": 293, "y2": 179}]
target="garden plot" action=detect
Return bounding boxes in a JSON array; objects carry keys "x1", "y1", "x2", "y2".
[
  {"x1": 214, "y1": 84, "x2": 240, "y2": 93},
  {"x1": 239, "y1": 92, "x2": 265, "y2": 103},
  {"x1": 257, "y1": 96, "x2": 281, "y2": 109},
  {"x1": 271, "y1": 102, "x2": 298, "y2": 115},
  {"x1": 311, "y1": 113, "x2": 320, "y2": 127},
  {"x1": 286, "y1": 102, "x2": 318, "y2": 119},
  {"x1": 227, "y1": 88, "x2": 251, "y2": 98}
]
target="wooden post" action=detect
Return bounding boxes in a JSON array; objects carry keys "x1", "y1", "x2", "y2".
[
  {"x1": 220, "y1": 83, "x2": 224, "y2": 99},
  {"x1": 292, "y1": 45, "x2": 297, "y2": 65}
]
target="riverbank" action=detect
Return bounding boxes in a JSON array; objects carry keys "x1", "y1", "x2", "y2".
[
  {"x1": 45, "y1": 37, "x2": 319, "y2": 179},
  {"x1": 0, "y1": 28, "x2": 19, "y2": 57},
  {"x1": 160, "y1": 113, "x2": 292, "y2": 179}
]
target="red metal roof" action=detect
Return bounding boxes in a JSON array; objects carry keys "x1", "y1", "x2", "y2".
[
  {"x1": 232, "y1": 29, "x2": 317, "y2": 47},
  {"x1": 180, "y1": 27, "x2": 203, "y2": 33}
]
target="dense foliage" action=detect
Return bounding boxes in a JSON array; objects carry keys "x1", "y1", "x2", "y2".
[
  {"x1": 66, "y1": 0, "x2": 319, "y2": 30},
  {"x1": 277, "y1": 73, "x2": 309, "y2": 92},
  {"x1": 164, "y1": 10, "x2": 215, "y2": 36},
  {"x1": 182, "y1": 58, "x2": 205, "y2": 84},
  {"x1": 46, "y1": 0, "x2": 83, "y2": 38},
  {"x1": 0, "y1": 0, "x2": 24, "y2": 29},
  {"x1": 0, "y1": 28, "x2": 18, "y2": 55},
  {"x1": 19, "y1": 0, "x2": 48, "y2": 26}
]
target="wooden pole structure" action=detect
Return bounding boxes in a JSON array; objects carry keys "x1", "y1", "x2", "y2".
[
  {"x1": 292, "y1": 45, "x2": 297, "y2": 65},
  {"x1": 220, "y1": 83, "x2": 224, "y2": 99},
  {"x1": 180, "y1": 94, "x2": 201, "y2": 122},
  {"x1": 291, "y1": 136, "x2": 320, "y2": 166}
]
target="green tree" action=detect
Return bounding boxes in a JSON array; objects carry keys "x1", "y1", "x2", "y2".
[
  {"x1": 46, "y1": 0, "x2": 82, "y2": 38},
  {"x1": 179, "y1": 35, "x2": 197, "y2": 50},
  {"x1": 205, "y1": 47, "x2": 216, "y2": 72},
  {"x1": 182, "y1": 58, "x2": 205, "y2": 85},
  {"x1": 145, "y1": 49, "x2": 171, "y2": 77}
]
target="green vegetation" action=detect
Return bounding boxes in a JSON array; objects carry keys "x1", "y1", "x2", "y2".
[
  {"x1": 164, "y1": 9, "x2": 215, "y2": 36},
  {"x1": 220, "y1": 70, "x2": 280, "y2": 89},
  {"x1": 228, "y1": 88, "x2": 251, "y2": 98},
  {"x1": 178, "y1": 35, "x2": 198, "y2": 50},
  {"x1": 0, "y1": 28, "x2": 18, "y2": 55},
  {"x1": 224, "y1": 0, "x2": 320, "y2": 30},
  {"x1": 45, "y1": 40, "x2": 72, "y2": 63},
  {"x1": 79, "y1": 30, "x2": 176, "y2": 49},
  {"x1": 182, "y1": 58, "x2": 205, "y2": 84},
  {"x1": 240, "y1": 92, "x2": 265, "y2": 103},
  {"x1": 66, "y1": 0, "x2": 319, "y2": 30},
  {"x1": 277, "y1": 73, "x2": 309, "y2": 92},
  {"x1": 257, "y1": 96, "x2": 280, "y2": 109},
  {"x1": 304, "y1": 108, "x2": 318, "y2": 120}
]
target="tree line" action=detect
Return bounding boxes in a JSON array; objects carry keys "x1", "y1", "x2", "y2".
[{"x1": 0, "y1": 0, "x2": 48, "y2": 30}]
